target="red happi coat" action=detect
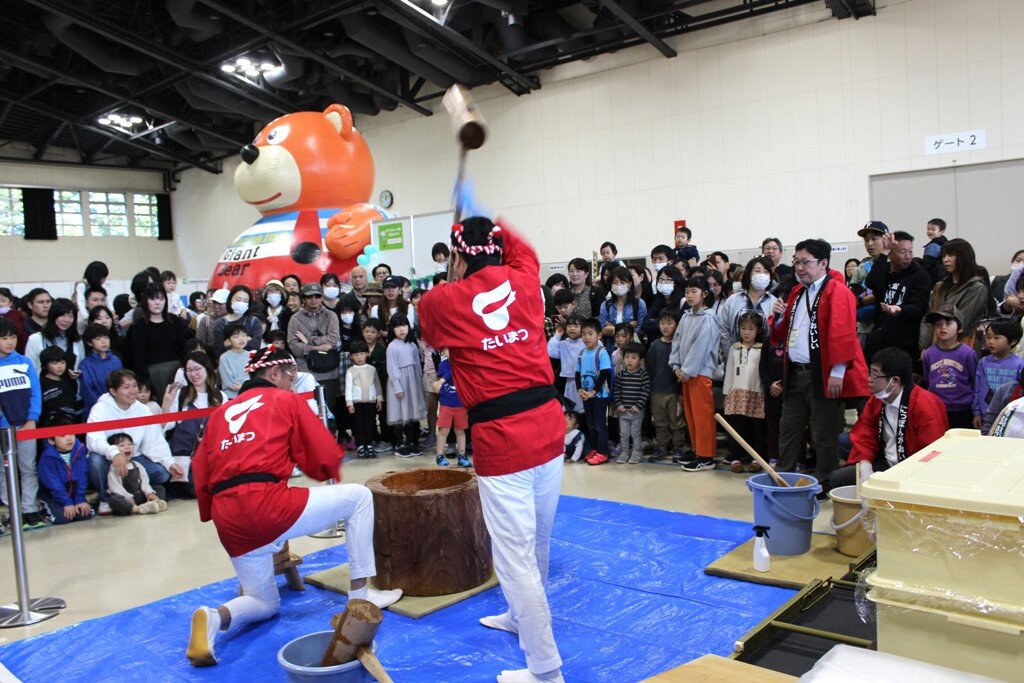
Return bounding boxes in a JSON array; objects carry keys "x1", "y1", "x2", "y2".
[
  {"x1": 771, "y1": 269, "x2": 869, "y2": 399},
  {"x1": 418, "y1": 219, "x2": 563, "y2": 477},
  {"x1": 192, "y1": 381, "x2": 342, "y2": 556},
  {"x1": 846, "y1": 385, "x2": 949, "y2": 465}
]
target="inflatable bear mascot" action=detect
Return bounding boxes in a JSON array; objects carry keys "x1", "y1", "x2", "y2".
[{"x1": 211, "y1": 104, "x2": 385, "y2": 290}]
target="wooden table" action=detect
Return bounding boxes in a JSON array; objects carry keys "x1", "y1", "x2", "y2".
[{"x1": 642, "y1": 655, "x2": 797, "y2": 682}]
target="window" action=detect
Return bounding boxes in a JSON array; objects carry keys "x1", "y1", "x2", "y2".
[
  {"x1": 50, "y1": 189, "x2": 163, "y2": 238},
  {"x1": 132, "y1": 193, "x2": 159, "y2": 237},
  {"x1": 88, "y1": 191, "x2": 129, "y2": 237},
  {"x1": 55, "y1": 190, "x2": 85, "y2": 237},
  {"x1": 0, "y1": 188, "x2": 25, "y2": 236}
]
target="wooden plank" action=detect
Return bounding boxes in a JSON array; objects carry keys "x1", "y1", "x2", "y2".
[{"x1": 642, "y1": 655, "x2": 797, "y2": 682}]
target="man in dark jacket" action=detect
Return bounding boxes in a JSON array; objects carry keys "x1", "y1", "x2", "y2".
[{"x1": 864, "y1": 230, "x2": 932, "y2": 365}]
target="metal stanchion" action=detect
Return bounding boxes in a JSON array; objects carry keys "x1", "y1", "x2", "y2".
[
  {"x1": 0, "y1": 427, "x2": 66, "y2": 628},
  {"x1": 307, "y1": 385, "x2": 345, "y2": 539}
]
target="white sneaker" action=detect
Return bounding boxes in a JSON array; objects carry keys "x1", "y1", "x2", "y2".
[
  {"x1": 365, "y1": 587, "x2": 403, "y2": 609},
  {"x1": 186, "y1": 607, "x2": 220, "y2": 666},
  {"x1": 138, "y1": 501, "x2": 161, "y2": 514},
  {"x1": 155, "y1": 499, "x2": 168, "y2": 512},
  {"x1": 98, "y1": 501, "x2": 112, "y2": 516},
  {"x1": 290, "y1": 466, "x2": 303, "y2": 478},
  {"x1": 479, "y1": 611, "x2": 519, "y2": 634}
]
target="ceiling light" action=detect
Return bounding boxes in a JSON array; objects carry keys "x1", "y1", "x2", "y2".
[
  {"x1": 98, "y1": 117, "x2": 111, "y2": 125},
  {"x1": 431, "y1": 0, "x2": 448, "y2": 6},
  {"x1": 260, "y1": 62, "x2": 275, "y2": 72},
  {"x1": 129, "y1": 116, "x2": 143, "y2": 124},
  {"x1": 237, "y1": 57, "x2": 252, "y2": 67},
  {"x1": 245, "y1": 68, "x2": 260, "y2": 77},
  {"x1": 221, "y1": 63, "x2": 236, "y2": 73}
]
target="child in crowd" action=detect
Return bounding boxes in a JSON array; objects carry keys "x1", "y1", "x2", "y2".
[
  {"x1": 545, "y1": 289, "x2": 576, "y2": 380},
  {"x1": 921, "y1": 307, "x2": 978, "y2": 429},
  {"x1": 673, "y1": 226, "x2": 700, "y2": 267},
  {"x1": 0, "y1": 318, "x2": 45, "y2": 531},
  {"x1": 39, "y1": 345, "x2": 82, "y2": 426},
  {"x1": 136, "y1": 379, "x2": 161, "y2": 415},
  {"x1": 433, "y1": 350, "x2": 471, "y2": 468},
  {"x1": 79, "y1": 323, "x2": 123, "y2": 418},
  {"x1": 106, "y1": 433, "x2": 168, "y2": 516},
  {"x1": 608, "y1": 323, "x2": 633, "y2": 450},
  {"x1": 576, "y1": 318, "x2": 613, "y2": 465},
  {"x1": 548, "y1": 314, "x2": 585, "y2": 412},
  {"x1": 345, "y1": 339, "x2": 382, "y2": 459},
  {"x1": 922, "y1": 218, "x2": 948, "y2": 277},
  {"x1": 723, "y1": 311, "x2": 767, "y2": 473},
  {"x1": 564, "y1": 409, "x2": 585, "y2": 462},
  {"x1": 36, "y1": 417, "x2": 94, "y2": 525},
  {"x1": 646, "y1": 310, "x2": 687, "y2": 462},
  {"x1": 983, "y1": 366, "x2": 1024, "y2": 434},
  {"x1": 217, "y1": 322, "x2": 250, "y2": 399},
  {"x1": 336, "y1": 294, "x2": 363, "y2": 450},
  {"x1": 386, "y1": 313, "x2": 426, "y2": 457},
  {"x1": 974, "y1": 319, "x2": 1024, "y2": 428},
  {"x1": 671, "y1": 278, "x2": 720, "y2": 472},
  {"x1": 162, "y1": 271, "x2": 187, "y2": 318},
  {"x1": 614, "y1": 342, "x2": 650, "y2": 464},
  {"x1": 362, "y1": 318, "x2": 392, "y2": 453}
]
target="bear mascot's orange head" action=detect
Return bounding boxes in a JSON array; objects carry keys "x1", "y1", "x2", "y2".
[{"x1": 210, "y1": 104, "x2": 383, "y2": 290}]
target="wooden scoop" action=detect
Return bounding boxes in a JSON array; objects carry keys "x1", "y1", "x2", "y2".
[
  {"x1": 715, "y1": 414, "x2": 813, "y2": 487},
  {"x1": 321, "y1": 599, "x2": 393, "y2": 683}
]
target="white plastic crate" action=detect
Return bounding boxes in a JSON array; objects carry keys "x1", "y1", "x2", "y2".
[{"x1": 861, "y1": 429, "x2": 1024, "y2": 605}]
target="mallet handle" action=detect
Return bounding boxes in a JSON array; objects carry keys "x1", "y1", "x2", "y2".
[
  {"x1": 714, "y1": 413, "x2": 789, "y2": 487},
  {"x1": 357, "y1": 647, "x2": 394, "y2": 683}
]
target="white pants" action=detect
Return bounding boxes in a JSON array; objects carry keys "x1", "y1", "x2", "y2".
[
  {"x1": 477, "y1": 455, "x2": 564, "y2": 674},
  {"x1": 222, "y1": 483, "x2": 375, "y2": 633}
]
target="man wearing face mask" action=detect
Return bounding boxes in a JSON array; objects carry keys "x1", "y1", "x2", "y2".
[
  {"x1": 650, "y1": 245, "x2": 674, "y2": 275},
  {"x1": 831, "y1": 348, "x2": 947, "y2": 490}
]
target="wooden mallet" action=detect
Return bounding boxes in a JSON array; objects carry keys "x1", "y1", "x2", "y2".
[
  {"x1": 321, "y1": 599, "x2": 393, "y2": 682},
  {"x1": 714, "y1": 413, "x2": 813, "y2": 487}
]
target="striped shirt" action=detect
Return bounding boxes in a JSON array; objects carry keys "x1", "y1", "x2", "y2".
[{"x1": 614, "y1": 367, "x2": 650, "y2": 411}]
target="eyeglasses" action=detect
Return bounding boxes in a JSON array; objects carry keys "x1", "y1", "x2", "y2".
[
  {"x1": 792, "y1": 258, "x2": 821, "y2": 267},
  {"x1": 185, "y1": 366, "x2": 205, "y2": 375},
  {"x1": 868, "y1": 372, "x2": 890, "y2": 382},
  {"x1": 762, "y1": 246, "x2": 781, "y2": 253}
]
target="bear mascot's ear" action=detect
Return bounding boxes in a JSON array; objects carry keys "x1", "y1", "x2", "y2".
[{"x1": 323, "y1": 104, "x2": 354, "y2": 142}]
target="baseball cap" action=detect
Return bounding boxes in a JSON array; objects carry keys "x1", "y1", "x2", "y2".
[
  {"x1": 300, "y1": 282, "x2": 324, "y2": 297},
  {"x1": 210, "y1": 289, "x2": 230, "y2": 305},
  {"x1": 924, "y1": 304, "x2": 963, "y2": 328},
  {"x1": 857, "y1": 221, "x2": 890, "y2": 237},
  {"x1": 382, "y1": 275, "x2": 402, "y2": 289}
]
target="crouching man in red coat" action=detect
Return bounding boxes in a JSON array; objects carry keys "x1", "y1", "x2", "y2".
[
  {"x1": 185, "y1": 345, "x2": 401, "y2": 667},
  {"x1": 831, "y1": 347, "x2": 948, "y2": 489},
  {"x1": 418, "y1": 216, "x2": 565, "y2": 683}
]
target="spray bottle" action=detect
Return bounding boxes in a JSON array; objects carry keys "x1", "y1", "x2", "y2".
[{"x1": 753, "y1": 526, "x2": 771, "y2": 573}]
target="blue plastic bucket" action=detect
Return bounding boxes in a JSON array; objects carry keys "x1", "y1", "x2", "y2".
[
  {"x1": 278, "y1": 631, "x2": 377, "y2": 682},
  {"x1": 745, "y1": 472, "x2": 821, "y2": 556}
]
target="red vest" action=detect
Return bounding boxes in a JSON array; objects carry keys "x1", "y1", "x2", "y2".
[
  {"x1": 192, "y1": 384, "x2": 342, "y2": 556},
  {"x1": 418, "y1": 219, "x2": 563, "y2": 476}
]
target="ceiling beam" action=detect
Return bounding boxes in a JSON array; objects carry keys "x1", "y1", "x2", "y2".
[
  {"x1": 0, "y1": 46, "x2": 248, "y2": 149},
  {"x1": 0, "y1": 92, "x2": 220, "y2": 174},
  {"x1": 599, "y1": 0, "x2": 676, "y2": 58},
  {"x1": 21, "y1": 0, "x2": 294, "y2": 116},
  {"x1": 385, "y1": 0, "x2": 540, "y2": 94},
  {"x1": 0, "y1": 102, "x2": 12, "y2": 131},
  {"x1": 196, "y1": 0, "x2": 433, "y2": 116},
  {"x1": 33, "y1": 122, "x2": 66, "y2": 160}
]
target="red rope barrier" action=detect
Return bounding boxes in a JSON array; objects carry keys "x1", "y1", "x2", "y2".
[{"x1": 16, "y1": 391, "x2": 317, "y2": 442}]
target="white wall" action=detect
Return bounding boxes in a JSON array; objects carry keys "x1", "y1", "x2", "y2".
[
  {"x1": 0, "y1": 142, "x2": 182, "y2": 283},
  {"x1": 171, "y1": 156, "x2": 260, "y2": 282},
  {"x1": 168, "y1": 0, "x2": 1024, "y2": 275}
]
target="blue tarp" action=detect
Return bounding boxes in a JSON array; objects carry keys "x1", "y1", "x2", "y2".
[{"x1": 0, "y1": 496, "x2": 794, "y2": 682}]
